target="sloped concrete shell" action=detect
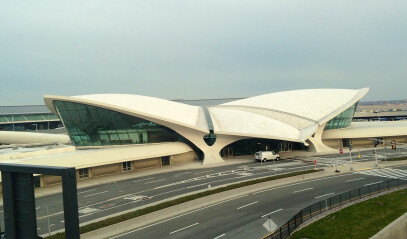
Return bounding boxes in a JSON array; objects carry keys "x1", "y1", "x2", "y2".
[{"x1": 44, "y1": 88, "x2": 369, "y2": 164}]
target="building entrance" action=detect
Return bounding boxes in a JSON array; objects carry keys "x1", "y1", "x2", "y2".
[{"x1": 161, "y1": 156, "x2": 170, "y2": 166}]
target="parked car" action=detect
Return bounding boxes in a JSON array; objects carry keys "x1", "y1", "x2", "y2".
[{"x1": 255, "y1": 151, "x2": 280, "y2": 162}]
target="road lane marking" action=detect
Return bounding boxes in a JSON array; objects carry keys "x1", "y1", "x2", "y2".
[
  {"x1": 315, "y1": 193, "x2": 334, "y2": 199},
  {"x1": 346, "y1": 178, "x2": 365, "y2": 182},
  {"x1": 133, "y1": 177, "x2": 155, "y2": 183},
  {"x1": 109, "y1": 195, "x2": 248, "y2": 238},
  {"x1": 195, "y1": 170, "x2": 214, "y2": 174},
  {"x1": 169, "y1": 223, "x2": 199, "y2": 234},
  {"x1": 253, "y1": 174, "x2": 350, "y2": 195},
  {"x1": 144, "y1": 179, "x2": 165, "y2": 184},
  {"x1": 49, "y1": 224, "x2": 55, "y2": 227},
  {"x1": 83, "y1": 191, "x2": 108, "y2": 198},
  {"x1": 78, "y1": 189, "x2": 96, "y2": 194},
  {"x1": 36, "y1": 207, "x2": 41, "y2": 210},
  {"x1": 364, "y1": 181, "x2": 383, "y2": 187},
  {"x1": 214, "y1": 234, "x2": 226, "y2": 239},
  {"x1": 293, "y1": 187, "x2": 313, "y2": 193},
  {"x1": 261, "y1": 208, "x2": 282, "y2": 218},
  {"x1": 237, "y1": 201, "x2": 259, "y2": 210}
]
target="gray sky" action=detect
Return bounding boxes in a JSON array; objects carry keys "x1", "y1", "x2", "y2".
[{"x1": 1, "y1": 1, "x2": 406, "y2": 105}]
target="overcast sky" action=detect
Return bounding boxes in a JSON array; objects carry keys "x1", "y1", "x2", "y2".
[{"x1": 1, "y1": 1, "x2": 406, "y2": 105}]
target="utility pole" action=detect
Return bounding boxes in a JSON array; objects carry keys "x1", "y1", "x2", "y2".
[{"x1": 349, "y1": 144, "x2": 353, "y2": 171}]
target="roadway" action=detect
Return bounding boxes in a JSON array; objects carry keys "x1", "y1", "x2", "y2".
[
  {"x1": 0, "y1": 147, "x2": 406, "y2": 237},
  {"x1": 112, "y1": 164, "x2": 407, "y2": 239}
]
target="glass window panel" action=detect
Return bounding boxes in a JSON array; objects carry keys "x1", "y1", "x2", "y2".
[
  {"x1": 64, "y1": 102, "x2": 77, "y2": 111},
  {"x1": 99, "y1": 133, "x2": 110, "y2": 145},
  {"x1": 53, "y1": 100, "x2": 195, "y2": 148}
]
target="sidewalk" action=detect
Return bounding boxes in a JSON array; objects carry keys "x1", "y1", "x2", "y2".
[{"x1": 81, "y1": 159, "x2": 407, "y2": 239}]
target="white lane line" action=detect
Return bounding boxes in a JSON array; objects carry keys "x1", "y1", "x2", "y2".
[
  {"x1": 144, "y1": 179, "x2": 165, "y2": 184},
  {"x1": 109, "y1": 195, "x2": 248, "y2": 238},
  {"x1": 169, "y1": 222, "x2": 199, "y2": 234},
  {"x1": 315, "y1": 193, "x2": 334, "y2": 199},
  {"x1": 364, "y1": 181, "x2": 383, "y2": 187},
  {"x1": 293, "y1": 187, "x2": 313, "y2": 193},
  {"x1": 49, "y1": 224, "x2": 55, "y2": 227},
  {"x1": 133, "y1": 177, "x2": 155, "y2": 183},
  {"x1": 83, "y1": 191, "x2": 108, "y2": 198},
  {"x1": 214, "y1": 233, "x2": 226, "y2": 239},
  {"x1": 195, "y1": 170, "x2": 214, "y2": 174},
  {"x1": 36, "y1": 207, "x2": 41, "y2": 210},
  {"x1": 261, "y1": 208, "x2": 283, "y2": 218},
  {"x1": 253, "y1": 173, "x2": 350, "y2": 195},
  {"x1": 78, "y1": 189, "x2": 96, "y2": 195},
  {"x1": 346, "y1": 178, "x2": 365, "y2": 182},
  {"x1": 237, "y1": 201, "x2": 259, "y2": 210}
]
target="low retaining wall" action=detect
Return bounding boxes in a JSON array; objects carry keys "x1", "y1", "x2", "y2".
[{"x1": 370, "y1": 212, "x2": 407, "y2": 239}]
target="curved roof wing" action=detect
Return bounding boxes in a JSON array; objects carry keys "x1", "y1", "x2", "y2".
[{"x1": 44, "y1": 94, "x2": 209, "y2": 133}]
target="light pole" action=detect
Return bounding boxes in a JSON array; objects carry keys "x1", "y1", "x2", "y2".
[
  {"x1": 349, "y1": 144, "x2": 353, "y2": 171},
  {"x1": 375, "y1": 148, "x2": 379, "y2": 167},
  {"x1": 273, "y1": 157, "x2": 276, "y2": 175},
  {"x1": 374, "y1": 139, "x2": 379, "y2": 167}
]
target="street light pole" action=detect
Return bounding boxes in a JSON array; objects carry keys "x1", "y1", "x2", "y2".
[
  {"x1": 349, "y1": 144, "x2": 353, "y2": 171},
  {"x1": 375, "y1": 148, "x2": 379, "y2": 167},
  {"x1": 273, "y1": 158, "x2": 276, "y2": 175},
  {"x1": 350, "y1": 150, "x2": 353, "y2": 171}
]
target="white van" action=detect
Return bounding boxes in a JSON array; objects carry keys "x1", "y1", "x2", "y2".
[{"x1": 255, "y1": 151, "x2": 280, "y2": 162}]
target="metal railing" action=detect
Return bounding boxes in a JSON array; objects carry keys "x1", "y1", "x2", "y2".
[{"x1": 262, "y1": 177, "x2": 407, "y2": 239}]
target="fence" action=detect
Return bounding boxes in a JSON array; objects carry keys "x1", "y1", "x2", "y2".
[{"x1": 262, "y1": 177, "x2": 407, "y2": 239}]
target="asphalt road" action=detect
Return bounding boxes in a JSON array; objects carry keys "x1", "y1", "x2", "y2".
[
  {"x1": 113, "y1": 164, "x2": 407, "y2": 239},
  {"x1": 1, "y1": 158, "x2": 311, "y2": 235},
  {"x1": 0, "y1": 147, "x2": 406, "y2": 237}
]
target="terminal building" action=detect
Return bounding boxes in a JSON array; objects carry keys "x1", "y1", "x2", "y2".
[{"x1": 1, "y1": 88, "x2": 407, "y2": 190}]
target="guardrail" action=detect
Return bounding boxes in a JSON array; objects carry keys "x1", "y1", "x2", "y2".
[{"x1": 262, "y1": 177, "x2": 407, "y2": 239}]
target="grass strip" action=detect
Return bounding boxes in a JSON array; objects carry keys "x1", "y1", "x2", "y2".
[
  {"x1": 45, "y1": 169, "x2": 321, "y2": 239},
  {"x1": 290, "y1": 188, "x2": 407, "y2": 239}
]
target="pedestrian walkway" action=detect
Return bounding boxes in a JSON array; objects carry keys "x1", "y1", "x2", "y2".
[{"x1": 356, "y1": 168, "x2": 407, "y2": 179}]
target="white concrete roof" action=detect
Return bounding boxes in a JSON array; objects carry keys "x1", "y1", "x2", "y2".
[
  {"x1": 45, "y1": 94, "x2": 209, "y2": 133},
  {"x1": 0, "y1": 131, "x2": 70, "y2": 145},
  {"x1": 322, "y1": 121, "x2": 407, "y2": 139},
  {"x1": 44, "y1": 88, "x2": 369, "y2": 145},
  {"x1": 209, "y1": 107, "x2": 303, "y2": 142},
  {"x1": 0, "y1": 142, "x2": 192, "y2": 169},
  {"x1": 223, "y1": 88, "x2": 368, "y2": 124}
]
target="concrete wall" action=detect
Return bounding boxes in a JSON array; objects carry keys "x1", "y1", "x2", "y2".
[
  {"x1": 44, "y1": 175, "x2": 62, "y2": 186},
  {"x1": 323, "y1": 139, "x2": 341, "y2": 148},
  {"x1": 323, "y1": 136, "x2": 407, "y2": 149},
  {"x1": 93, "y1": 164, "x2": 122, "y2": 177},
  {"x1": 350, "y1": 138, "x2": 372, "y2": 146},
  {"x1": 134, "y1": 157, "x2": 161, "y2": 170},
  {"x1": 172, "y1": 151, "x2": 197, "y2": 164},
  {"x1": 371, "y1": 212, "x2": 407, "y2": 239}
]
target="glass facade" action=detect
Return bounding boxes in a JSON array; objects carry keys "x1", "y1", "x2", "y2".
[
  {"x1": 221, "y1": 138, "x2": 307, "y2": 157},
  {"x1": 324, "y1": 102, "x2": 358, "y2": 130},
  {"x1": 53, "y1": 101, "x2": 188, "y2": 147}
]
